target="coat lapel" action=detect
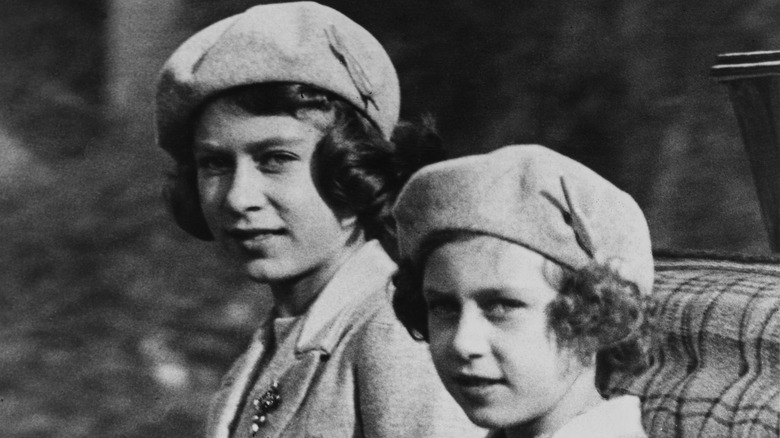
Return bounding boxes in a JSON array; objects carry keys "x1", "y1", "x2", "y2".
[
  {"x1": 207, "y1": 241, "x2": 395, "y2": 438},
  {"x1": 257, "y1": 351, "x2": 324, "y2": 437},
  {"x1": 208, "y1": 321, "x2": 271, "y2": 438},
  {"x1": 269, "y1": 241, "x2": 394, "y2": 437}
]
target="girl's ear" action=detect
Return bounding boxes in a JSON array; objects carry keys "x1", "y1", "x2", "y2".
[
  {"x1": 340, "y1": 215, "x2": 367, "y2": 248},
  {"x1": 338, "y1": 214, "x2": 359, "y2": 229},
  {"x1": 542, "y1": 257, "x2": 566, "y2": 291},
  {"x1": 561, "y1": 347, "x2": 598, "y2": 384}
]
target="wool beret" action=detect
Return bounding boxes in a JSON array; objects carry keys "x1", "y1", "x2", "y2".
[
  {"x1": 394, "y1": 145, "x2": 654, "y2": 296},
  {"x1": 155, "y1": 1, "x2": 400, "y2": 161}
]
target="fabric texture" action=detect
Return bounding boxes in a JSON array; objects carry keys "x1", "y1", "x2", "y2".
[
  {"x1": 206, "y1": 241, "x2": 485, "y2": 438},
  {"x1": 233, "y1": 315, "x2": 304, "y2": 437},
  {"x1": 487, "y1": 395, "x2": 646, "y2": 438},
  {"x1": 551, "y1": 396, "x2": 646, "y2": 438},
  {"x1": 606, "y1": 252, "x2": 780, "y2": 437},
  {"x1": 393, "y1": 144, "x2": 654, "y2": 295},
  {"x1": 156, "y1": 1, "x2": 400, "y2": 162}
]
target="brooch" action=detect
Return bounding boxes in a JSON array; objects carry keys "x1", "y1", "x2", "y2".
[{"x1": 250, "y1": 380, "x2": 281, "y2": 435}]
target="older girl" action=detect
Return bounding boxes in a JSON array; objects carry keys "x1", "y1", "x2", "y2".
[
  {"x1": 393, "y1": 145, "x2": 655, "y2": 438},
  {"x1": 155, "y1": 3, "x2": 481, "y2": 437}
]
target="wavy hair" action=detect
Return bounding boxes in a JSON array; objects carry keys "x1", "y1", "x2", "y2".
[{"x1": 164, "y1": 82, "x2": 444, "y2": 257}]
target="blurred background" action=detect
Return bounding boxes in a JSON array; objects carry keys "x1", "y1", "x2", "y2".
[{"x1": 1, "y1": 0, "x2": 779, "y2": 436}]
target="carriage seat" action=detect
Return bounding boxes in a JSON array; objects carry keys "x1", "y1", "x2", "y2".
[{"x1": 607, "y1": 250, "x2": 780, "y2": 437}]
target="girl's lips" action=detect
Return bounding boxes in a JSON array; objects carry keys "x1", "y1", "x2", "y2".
[
  {"x1": 452, "y1": 374, "x2": 505, "y2": 387},
  {"x1": 225, "y1": 228, "x2": 286, "y2": 239},
  {"x1": 225, "y1": 228, "x2": 287, "y2": 250},
  {"x1": 450, "y1": 374, "x2": 506, "y2": 401},
  {"x1": 450, "y1": 375, "x2": 504, "y2": 406}
]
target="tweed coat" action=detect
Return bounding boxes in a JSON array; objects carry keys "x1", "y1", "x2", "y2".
[{"x1": 206, "y1": 241, "x2": 485, "y2": 438}]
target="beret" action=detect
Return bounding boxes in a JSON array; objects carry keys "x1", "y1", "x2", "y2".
[
  {"x1": 393, "y1": 145, "x2": 654, "y2": 296},
  {"x1": 155, "y1": 1, "x2": 400, "y2": 160}
]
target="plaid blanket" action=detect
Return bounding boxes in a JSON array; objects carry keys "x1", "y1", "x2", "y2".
[{"x1": 607, "y1": 251, "x2": 780, "y2": 437}]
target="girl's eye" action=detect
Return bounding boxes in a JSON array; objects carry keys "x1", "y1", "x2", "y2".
[
  {"x1": 426, "y1": 299, "x2": 460, "y2": 320},
  {"x1": 258, "y1": 151, "x2": 298, "y2": 172},
  {"x1": 481, "y1": 299, "x2": 524, "y2": 320},
  {"x1": 196, "y1": 155, "x2": 232, "y2": 174}
]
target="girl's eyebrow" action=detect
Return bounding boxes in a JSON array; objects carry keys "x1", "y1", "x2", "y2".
[
  {"x1": 422, "y1": 287, "x2": 452, "y2": 302},
  {"x1": 472, "y1": 287, "x2": 518, "y2": 299},
  {"x1": 192, "y1": 140, "x2": 222, "y2": 154},
  {"x1": 423, "y1": 285, "x2": 520, "y2": 300},
  {"x1": 193, "y1": 136, "x2": 307, "y2": 154}
]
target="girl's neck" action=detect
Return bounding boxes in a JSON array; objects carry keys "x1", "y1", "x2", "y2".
[
  {"x1": 269, "y1": 236, "x2": 366, "y2": 317},
  {"x1": 505, "y1": 366, "x2": 604, "y2": 438}
]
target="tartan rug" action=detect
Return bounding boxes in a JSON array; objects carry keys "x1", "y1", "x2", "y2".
[{"x1": 607, "y1": 251, "x2": 780, "y2": 438}]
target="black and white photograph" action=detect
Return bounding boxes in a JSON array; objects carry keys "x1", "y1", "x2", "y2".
[{"x1": 2, "y1": 1, "x2": 779, "y2": 437}]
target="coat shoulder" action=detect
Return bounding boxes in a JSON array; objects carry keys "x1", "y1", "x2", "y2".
[{"x1": 345, "y1": 285, "x2": 423, "y2": 356}]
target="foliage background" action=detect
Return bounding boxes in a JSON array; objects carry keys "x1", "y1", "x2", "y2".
[{"x1": 1, "y1": 0, "x2": 779, "y2": 436}]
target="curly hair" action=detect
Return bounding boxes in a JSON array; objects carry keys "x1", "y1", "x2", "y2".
[
  {"x1": 392, "y1": 232, "x2": 655, "y2": 392},
  {"x1": 163, "y1": 82, "x2": 444, "y2": 255},
  {"x1": 547, "y1": 260, "x2": 656, "y2": 392}
]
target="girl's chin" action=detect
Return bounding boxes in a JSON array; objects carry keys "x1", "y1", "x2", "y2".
[
  {"x1": 460, "y1": 404, "x2": 532, "y2": 431},
  {"x1": 240, "y1": 260, "x2": 292, "y2": 284}
]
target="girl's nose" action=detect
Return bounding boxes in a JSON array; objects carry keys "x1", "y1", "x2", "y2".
[
  {"x1": 224, "y1": 161, "x2": 269, "y2": 213},
  {"x1": 449, "y1": 309, "x2": 489, "y2": 360}
]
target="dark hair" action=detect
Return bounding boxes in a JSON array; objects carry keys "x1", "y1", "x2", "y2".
[
  {"x1": 392, "y1": 232, "x2": 655, "y2": 393},
  {"x1": 164, "y1": 82, "x2": 445, "y2": 256}
]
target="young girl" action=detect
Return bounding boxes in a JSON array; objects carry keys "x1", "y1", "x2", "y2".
[
  {"x1": 155, "y1": 3, "x2": 482, "y2": 437},
  {"x1": 393, "y1": 145, "x2": 655, "y2": 438}
]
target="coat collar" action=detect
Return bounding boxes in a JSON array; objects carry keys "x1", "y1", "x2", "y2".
[
  {"x1": 487, "y1": 395, "x2": 645, "y2": 438},
  {"x1": 295, "y1": 240, "x2": 396, "y2": 354},
  {"x1": 552, "y1": 395, "x2": 645, "y2": 438}
]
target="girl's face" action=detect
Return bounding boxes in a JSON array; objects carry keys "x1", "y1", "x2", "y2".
[
  {"x1": 193, "y1": 99, "x2": 359, "y2": 286},
  {"x1": 423, "y1": 235, "x2": 593, "y2": 435}
]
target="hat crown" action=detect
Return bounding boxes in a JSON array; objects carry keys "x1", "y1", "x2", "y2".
[
  {"x1": 155, "y1": 1, "x2": 399, "y2": 159},
  {"x1": 394, "y1": 145, "x2": 654, "y2": 295}
]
